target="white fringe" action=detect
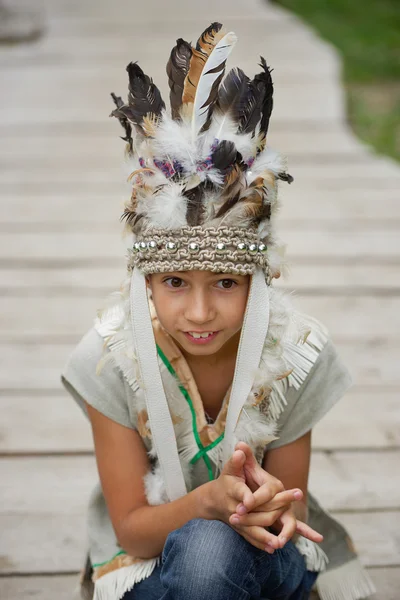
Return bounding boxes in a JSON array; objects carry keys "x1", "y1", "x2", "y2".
[
  {"x1": 316, "y1": 558, "x2": 377, "y2": 600},
  {"x1": 93, "y1": 557, "x2": 161, "y2": 600},
  {"x1": 295, "y1": 536, "x2": 329, "y2": 572},
  {"x1": 266, "y1": 315, "x2": 328, "y2": 425}
]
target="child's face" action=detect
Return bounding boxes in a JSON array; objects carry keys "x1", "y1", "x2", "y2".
[{"x1": 147, "y1": 270, "x2": 250, "y2": 358}]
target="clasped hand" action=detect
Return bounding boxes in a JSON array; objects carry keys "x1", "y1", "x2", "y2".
[{"x1": 212, "y1": 441, "x2": 323, "y2": 554}]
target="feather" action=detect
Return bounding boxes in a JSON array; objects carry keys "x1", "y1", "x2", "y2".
[
  {"x1": 110, "y1": 92, "x2": 133, "y2": 153},
  {"x1": 217, "y1": 175, "x2": 270, "y2": 227},
  {"x1": 151, "y1": 111, "x2": 195, "y2": 172},
  {"x1": 232, "y1": 57, "x2": 274, "y2": 136},
  {"x1": 278, "y1": 172, "x2": 294, "y2": 184},
  {"x1": 141, "y1": 114, "x2": 159, "y2": 138},
  {"x1": 257, "y1": 57, "x2": 274, "y2": 140},
  {"x1": 215, "y1": 67, "x2": 250, "y2": 136},
  {"x1": 238, "y1": 176, "x2": 268, "y2": 221},
  {"x1": 184, "y1": 182, "x2": 208, "y2": 226},
  {"x1": 213, "y1": 163, "x2": 245, "y2": 219},
  {"x1": 113, "y1": 62, "x2": 165, "y2": 136},
  {"x1": 166, "y1": 38, "x2": 193, "y2": 120},
  {"x1": 211, "y1": 140, "x2": 237, "y2": 171},
  {"x1": 192, "y1": 31, "x2": 238, "y2": 137},
  {"x1": 136, "y1": 182, "x2": 188, "y2": 229},
  {"x1": 247, "y1": 146, "x2": 287, "y2": 182},
  {"x1": 182, "y1": 22, "x2": 225, "y2": 106},
  {"x1": 205, "y1": 111, "x2": 257, "y2": 163}
]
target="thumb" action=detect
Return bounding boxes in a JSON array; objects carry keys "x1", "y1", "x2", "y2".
[
  {"x1": 223, "y1": 449, "x2": 246, "y2": 477},
  {"x1": 223, "y1": 450, "x2": 255, "y2": 510},
  {"x1": 235, "y1": 441, "x2": 258, "y2": 468}
]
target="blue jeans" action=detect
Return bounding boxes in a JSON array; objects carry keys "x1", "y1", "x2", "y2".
[{"x1": 121, "y1": 518, "x2": 319, "y2": 599}]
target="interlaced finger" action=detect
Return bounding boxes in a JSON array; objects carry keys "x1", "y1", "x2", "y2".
[
  {"x1": 250, "y1": 481, "x2": 290, "y2": 509},
  {"x1": 248, "y1": 489, "x2": 301, "y2": 513},
  {"x1": 230, "y1": 480, "x2": 254, "y2": 510},
  {"x1": 230, "y1": 507, "x2": 285, "y2": 529},
  {"x1": 231, "y1": 523, "x2": 280, "y2": 552}
]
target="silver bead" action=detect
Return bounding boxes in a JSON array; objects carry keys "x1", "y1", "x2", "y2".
[
  {"x1": 147, "y1": 240, "x2": 158, "y2": 253},
  {"x1": 188, "y1": 242, "x2": 200, "y2": 253},
  {"x1": 258, "y1": 242, "x2": 268, "y2": 253},
  {"x1": 133, "y1": 242, "x2": 140, "y2": 252},
  {"x1": 215, "y1": 242, "x2": 227, "y2": 254},
  {"x1": 248, "y1": 243, "x2": 258, "y2": 255},
  {"x1": 139, "y1": 241, "x2": 147, "y2": 252},
  {"x1": 166, "y1": 241, "x2": 178, "y2": 253},
  {"x1": 237, "y1": 242, "x2": 247, "y2": 254}
]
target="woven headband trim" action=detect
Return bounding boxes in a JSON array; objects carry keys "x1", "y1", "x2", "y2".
[{"x1": 127, "y1": 226, "x2": 271, "y2": 279}]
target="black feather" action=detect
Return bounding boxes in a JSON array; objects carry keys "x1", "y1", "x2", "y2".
[
  {"x1": 184, "y1": 182, "x2": 208, "y2": 226},
  {"x1": 218, "y1": 59, "x2": 274, "y2": 136},
  {"x1": 278, "y1": 172, "x2": 294, "y2": 184},
  {"x1": 257, "y1": 57, "x2": 274, "y2": 138},
  {"x1": 166, "y1": 38, "x2": 192, "y2": 120},
  {"x1": 110, "y1": 92, "x2": 133, "y2": 153},
  {"x1": 211, "y1": 140, "x2": 237, "y2": 171},
  {"x1": 125, "y1": 62, "x2": 165, "y2": 132},
  {"x1": 217, "y1": 67, "x2": 250, "y2": 124}
]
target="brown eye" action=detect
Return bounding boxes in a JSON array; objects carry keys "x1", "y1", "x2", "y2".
[
  {"x1": 219, "y1": 279, "x2": 236, "y2": 289},
  {"x1": 164, "y1": 277, "x2": 183, "y2": 288}
]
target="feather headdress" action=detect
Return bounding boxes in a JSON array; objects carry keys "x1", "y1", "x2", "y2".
[{"x1": 110, "y1": 22, "x2": 293, "y2": 279}]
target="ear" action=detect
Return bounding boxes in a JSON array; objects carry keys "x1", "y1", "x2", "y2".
[{"x1": 145, "y1": 274, "x2": 152, "y2": 289}]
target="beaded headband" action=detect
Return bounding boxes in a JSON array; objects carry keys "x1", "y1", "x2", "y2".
[{"x1": 111, "y1": 22, "x2": 293, "y2": 277}]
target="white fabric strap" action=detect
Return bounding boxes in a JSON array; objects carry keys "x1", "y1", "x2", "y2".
[
  {"x1": 222, "y1": 267, "x2": 270, "y2": 465},
  {"x1": 130, "y1": 267, "x2": 187, "y2": 501}
]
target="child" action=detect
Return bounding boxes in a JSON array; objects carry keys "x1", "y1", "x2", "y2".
[{"x1": 61, "y1": 22, "x2": 376, "y2": 600}]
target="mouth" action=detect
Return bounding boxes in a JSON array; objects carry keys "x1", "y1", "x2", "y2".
[{"x1": 183, "y1": 331, "x2": 219, "y2": 345}]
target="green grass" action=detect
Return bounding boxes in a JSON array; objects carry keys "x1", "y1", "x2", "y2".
[{"x1": 271, "y1": 0, "x2": 400, "y2": 161}]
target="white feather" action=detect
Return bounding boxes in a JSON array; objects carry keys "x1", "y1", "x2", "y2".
[
  {"x1": 152, "y1": 111, "x2": 197, "y2": 173},
  {"x1": 136, "y1": 182, "x2": 187, "y2": 229},
  {"x1": 192, "y1": 32, "x2": 238, "y2": 138},
  {"x1": 144, "y1": 463, "x2": 168, "y2": 505},
  {"x1": 247, "y1": 146, "x2": 288, "y2": 182},
  {"x1": 206, "y1": 112, "x2": 257, "y2": 161}
]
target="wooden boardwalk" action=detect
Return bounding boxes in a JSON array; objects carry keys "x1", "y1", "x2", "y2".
[{"x1": 1, "y1": 0, "x2": 399, "y2": 597}]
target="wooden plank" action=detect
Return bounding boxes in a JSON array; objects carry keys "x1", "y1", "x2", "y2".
[
  {"x1": 1, "y1": 509, "x2": 398, "y2": 573},
  {"x1": 0, "y1": 229, "x2": 399, "y2": 263},
  {"x1": 1, "y1": 391, "x2": 398, "y2": 454},
  {"x1": 2, "y1": 452, "x2": 399, "y2": 514},
  {"x1": 1, "y1": 455, "x2": 399, "y2": 572},
  {"x1": 312, "y1": 392, "x2": 400, "y2": 449},
  {"x1": 0, "y1": 37, "x2": 338, "y2": 81},
  {"x1": 0, "y1": 396, "x2": 93, "y2": 453},
  {"x1": 41, "y1": 2, "x2": 297, "y2": 24},
  {"x1": 334, "y1": 512, "x2": 400, "y2": 568},
  {"x1": 1, "y1": 457, "x2": 97, "y2": 514},
  {"x1": 1, "y1": 568, "x2": 399, "y2": 600},
  {"x1": 0, "y1": 514, "x2": 88, "y2": 574},
  {"x1": 0, "y1": 575, "x2": 82, "y2": 600},
  {"x1": 0, "y1": 20, "x2": 338, "y2": 72},
  {"x1": 0, "y1": 83, "x2": 343, "y2": 126},
  {"x1": 1, "y1": 189, "x2": 399, "y2": 222},
  {"x1": 2, "y1": 159, "x2": 399, "y2": 185},
  {"x1": 0, "y1": 339, "x2": 398, "y2": 390},
  {"x1": 1, "y1": 175, "x2": 398, "y2": 197},
  {"x1": 0, "y1": 130, "x2": 366, "y2": 162},
  {"x1": 0, "y1": 264, "x2": 399, "y2": 293},
  {"x1": 2, "y1": 296, "x2": 400, "y2": 340},
  {"x1": 309, "y1": 451, "x2": 400, "y2": 511}
]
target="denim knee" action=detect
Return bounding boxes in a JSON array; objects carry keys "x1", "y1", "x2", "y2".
[{"x1": 161, "y1": 518, "x2": 259, "y2": 597}]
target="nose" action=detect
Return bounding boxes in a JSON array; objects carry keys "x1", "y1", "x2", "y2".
[{"x1": 184, "y1": 288, "x2": 216, "y2": 325}]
